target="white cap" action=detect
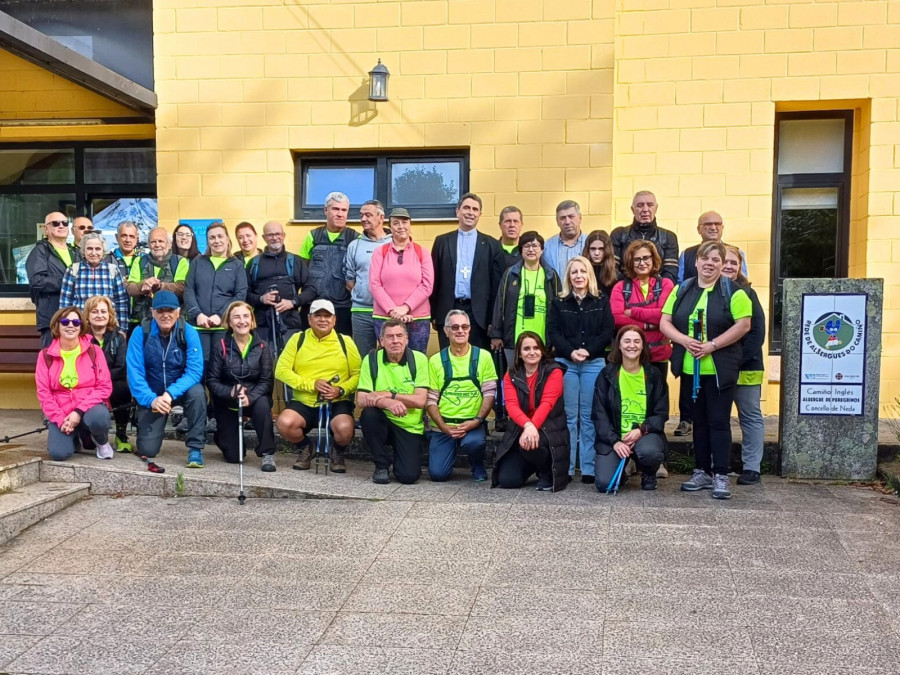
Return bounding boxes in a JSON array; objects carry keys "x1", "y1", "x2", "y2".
[{"x1": 309, "y1": 298, "x2": 336, "y2": 315}]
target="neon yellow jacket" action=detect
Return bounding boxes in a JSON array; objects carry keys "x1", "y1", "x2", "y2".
[{"x1": 274, "y1": 328, "x2": 361, "y2": 407}]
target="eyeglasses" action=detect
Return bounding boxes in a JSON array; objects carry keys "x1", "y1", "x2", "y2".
[
  {"x1": 175, "y1": 231, "x2": 193, "y2": 238},
  {"x1": 448, "y1": 324, "x2": 470, "y2": 332},
  {"x1": 521, "y1": 242, "x2": 542, "y2": 250},
  {"x1": 633, "y1": 255, "x2": 653, "y2": 264},
  {"x1": 59, "y1": 318, "x2": 82, "y2": 327},
  {"x1": 263, "y1": 232, "x2": 284, "y2": 238},
  {"x1": 46, "y1": 220, "x2": 68, "y2": 228}
]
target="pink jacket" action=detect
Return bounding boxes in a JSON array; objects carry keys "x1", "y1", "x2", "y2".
[
  {"x1": 369, "y1": 241, "x2": 435, "y2": 320},
  {"x1": 609, "y1": 276, "x2": 675, "y2": 363},
  {"x1": 35, "y1": 335, "x2": 113, "y2": 427}
]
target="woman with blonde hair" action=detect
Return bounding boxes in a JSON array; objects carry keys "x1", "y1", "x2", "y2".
[
  {"x1": 206, "y1": 301, "x2": 276, "y2": 471},
  {"x1": 547, "y1": 256, "x2": 615, "y2": 483},
  {"x1": 35, "y1": 306, "x2": 113, "y2": 461},
  {"x1": 84, "y1": 295, "x2": 132, "y2": 452}
]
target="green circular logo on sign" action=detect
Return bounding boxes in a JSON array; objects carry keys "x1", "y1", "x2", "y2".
[{"x1": 813, "y1": 312, "x2": 855, "y2": 352}]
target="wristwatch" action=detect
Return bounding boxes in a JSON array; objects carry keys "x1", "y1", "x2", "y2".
[
  {"x1": 391, "y1": 391, "x2": 397, "y2": 399},
  {"x1": 337, "y1": 386, "x2": 345, "y2": 397},
  {"x1": 474, "y1": 416, "x2": 485, "y2": 424}
]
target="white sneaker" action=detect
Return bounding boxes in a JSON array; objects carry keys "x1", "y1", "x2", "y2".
[
  {"x1": 96, "y1": 442, "x2": 114, "y2": 460},
  {"x1": 656, "y1": 464, "x2": 668, "y2": 478}
]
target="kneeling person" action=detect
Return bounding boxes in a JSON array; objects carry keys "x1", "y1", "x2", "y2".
[
  {"x1": 126, "y1": 291, "x2": 205, "y2": 470},
  {"x1": 426, "y1": 309, "x2": 498, "y2": 482},
  {"x1": 357, "y1": 320, "x2": 430, "y2": 485},
  {"x1": 275, "y1": 299, "x2": 361, "y2": 473}
]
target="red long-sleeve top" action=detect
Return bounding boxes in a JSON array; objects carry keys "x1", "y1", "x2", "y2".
[{"x1": 502, "y1": 368, "x2": 564, "y2": 429}]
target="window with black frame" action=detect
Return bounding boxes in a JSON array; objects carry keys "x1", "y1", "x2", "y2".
[
  {"x1": 770, "y1": 111, "x2": 852, "y2": 353},
  {"x1": 294, "y1": 151, "x2": 468, "y2": 220},
  {"x1": 0, "y1": 141, "x2": 156, "y2": 294}
]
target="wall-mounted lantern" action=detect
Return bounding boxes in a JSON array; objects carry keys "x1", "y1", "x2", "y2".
[{"x1": 368, "y1": 59, "x2": 390, "y2": 102}]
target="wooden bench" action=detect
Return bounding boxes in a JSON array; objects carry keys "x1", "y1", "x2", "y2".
[{"x1": 0, "y1": 325, "x2": 41, "y2": 373}]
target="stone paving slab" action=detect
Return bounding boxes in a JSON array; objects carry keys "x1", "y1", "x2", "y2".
[{"x1": 2, "y1": 414, "x2": 900, "y2": 673}]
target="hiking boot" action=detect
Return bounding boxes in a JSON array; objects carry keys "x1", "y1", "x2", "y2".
[
  {"x1": 95, "y1": 442, "x2": 114, "y2": 460},
  {"x1": 493, "y1": 418, "x2": 507, "y2": 434},
  {"x1": 372, "y1": 468, "x2": 390, "y2": 484},
  {"x1": 656, "y1": 464, "x2": 668, "y2": 479},
  {"x1": 114, "y1": 435, "x2": 132, "y2": 453},
  {"x1": 581, "y1": 474, "x2": 595, "y2": 484},
  {"x1": 293, "y1": 441, "x2": 312, "y2": 471},
  {"x1": 170, "y1": 406, "x2": 184, "y2": 427},
  {"x1": 674, "y1": 421, "x2": 692, "y2": 437},
  {"x1": 330, "y1": 445, "x2": 347, "y2": 473},
  {"x1": 261, "y1": 454, "x2": 276, "y2": 472},
  {"x1": 175, "y1": 417, "x2": 190, "y2": 434},
  {"x1": 681, "y1": 469, "x2": 713, "y2": 491},
  {"x1": 535, "y1": 475, "x2": 553, "y2": 491},
  {"x1": 737, "y1": 470, "x2": 761, "y2": 486},
  {"x1": 472, "y1": 462, "x2": 488, "y2": 482},
  {"x1": 206, "y1": 418, "x2": 217, "y2": 434},
  {"x1": 712, "y1": 473, "x2": 732, "y2": 500},
  {"x1": 641, "y1": 473, "x2": 658, "y2": 491},
  {"x1": 187, "y1": 448, "x2": 204, "y2": 468}
]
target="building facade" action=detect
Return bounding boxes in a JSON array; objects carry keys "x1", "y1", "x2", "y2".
[{"x1": 1, "y1": 0, "x2": 898, "y2": 415}]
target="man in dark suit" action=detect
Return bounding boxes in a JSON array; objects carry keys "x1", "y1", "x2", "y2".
[{"x1": 430, "y1": 193, "x2": 504, "y2": 350}]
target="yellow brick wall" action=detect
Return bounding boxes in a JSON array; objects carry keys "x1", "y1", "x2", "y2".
[
  {"x1": 612, "y1": 0, "x2": 900, "y2": 415},
  {"x1": 152, "y1": 0, "x2": 617, "y2": 251}
]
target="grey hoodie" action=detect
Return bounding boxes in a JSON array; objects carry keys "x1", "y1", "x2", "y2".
[{"x1": 343, "y1": 232, "x2": 390, "y2": 310}]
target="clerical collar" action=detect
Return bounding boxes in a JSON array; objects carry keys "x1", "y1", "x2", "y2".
[{"x1": 457, "y1": 228, "x2": 477, "y2": 238}]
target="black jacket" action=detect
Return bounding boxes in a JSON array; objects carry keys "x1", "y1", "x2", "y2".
[
  {"x1": 498, "y1": 237, "x2": 521, "y2": 268},
  {"x1": 494, "y1": 360, "x2": 570, "y2": 492},
  {"x1": 610, "y1": 220, "x2": 679, "y2": 283},
  {"x1": 669, "y1": 277, "x2": 743, "y2": 390},
  {"x1": 25, "y1": 239, "x2": 82, "y2": 330},
  {"x1": 183, "y1": 255, "x2": 248, "y2": 323},
  {"x1": 245, "y1": 249, "x2": 316, "y2": 331},
  {"x1": 592, "y1": 362, "x2": 669, "y2": 456},
  {"x1": 95, "y1": 329, "x2": 128, "y2": 384},
  {"x1": 547, "y1": 292, "x2": 615, "y2": 361},
  {"x1": 430, "y1": 230, "x2": 505, "y2": 331},
  {"x1": 489, "y1": 261, "x2": 561, "y2": 349},
  {"x1": 737, "y1": 282, "x2": 766, "y2": 374},
  {"x1": 206, "y1": 331, "x2": 273, "y2": 406}
]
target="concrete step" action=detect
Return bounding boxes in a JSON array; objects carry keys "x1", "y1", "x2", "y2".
[
  {"x1": 0, "y1": 481, "x2": 90, "y2": 544},
  {"x1": 0, "y1": 457, "x2": 42, "y2": 495}
]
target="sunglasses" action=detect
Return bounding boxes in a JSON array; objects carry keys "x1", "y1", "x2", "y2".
[
  {"x1": 397, "y1": 250, "x2": 404, "y2": 265},
  {"x1": 448, "y1": 323, "x2": 470, "y2": 332},
  {"x1": 76, "y1": 226, "x2": 93, "y2": 232},
  {"x1": 46, "y1": 220, "x2": 69, "y2": 228},
  {"x1": 59, "y1": 318, "x2": 82, "y2": 327}
]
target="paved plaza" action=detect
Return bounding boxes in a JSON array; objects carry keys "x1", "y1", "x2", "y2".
[{"x1": 1, "y1": 460, "x2": 899, "y2": 674}]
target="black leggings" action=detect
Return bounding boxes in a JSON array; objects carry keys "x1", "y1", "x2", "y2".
[
  {"x1": 495, "y1": 440, "x2": 552, "y2": 489},
  {"x1": 678, "y1": 374, "x2": 694, "y2": 424},
  {"x1": 212, "y1": 396, "x2": 276, "y2": 462},
  {"x1": 109, "y1": 378, "x2": 132, "y2": 437},
  {"x1": 693, "y1": 376, "x2": 735, "y2": 475}
]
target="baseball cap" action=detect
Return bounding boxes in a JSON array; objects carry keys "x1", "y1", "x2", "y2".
[
  {"x1": 152, "y1": 290, "x2": 180, "y2": 310},
  {"x1": 309, "y1": 298, "x2": 336, "y2": 315},
  {"x1": 388, "y1": 207, "x2": 411, "y2": 219}
]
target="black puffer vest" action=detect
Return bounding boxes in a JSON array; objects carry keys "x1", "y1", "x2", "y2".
[
  {"x1": 307, "y1": 227, "x2": 358, "y2": 308},
  {"x1": 132, "y1": 253, "x2": 183, "y2": 322},
  {"x1": 493, "y1": 360, "x2": 569, "y2": 492},
  {"x1": 670, "y1": 276, "x2": 742, "y2": 390}
]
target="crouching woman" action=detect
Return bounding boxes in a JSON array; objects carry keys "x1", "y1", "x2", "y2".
[
  {"x1": 592, "y1": 325, "x2": 668, "y2": 492},
  {"x1": 35, "y1": 306, "x2": 113, "y2": 461},
  {"x1": 492, "y1": 331, "x2": 570, "y2": 492}
]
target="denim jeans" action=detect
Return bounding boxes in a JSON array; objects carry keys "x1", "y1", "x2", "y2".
[
  {"x1": 557, "y1": 357, "x2": 604, "y2": 477},
  {"x1": 351, "y1": 312, "x2": 378, "y2": 359},
  {"x1": 427, "y1": 427, "x2": 486, "y2": 481},
  {"x1": 734, "y1": 383, "x2": 764, "y2": 473}
]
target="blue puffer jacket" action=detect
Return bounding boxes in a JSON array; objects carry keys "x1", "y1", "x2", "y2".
[{"x1": 126, "y1": 319, "x2": 204, "y2": 407}]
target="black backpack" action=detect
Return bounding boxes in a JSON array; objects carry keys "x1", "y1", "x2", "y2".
[{"x1": 368, "y1": 347, "x2": 418, "y2": 387}]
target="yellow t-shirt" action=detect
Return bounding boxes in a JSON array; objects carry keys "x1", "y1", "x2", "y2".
[{"x1": 59, "y1": 346, "x2": 81, "y2": 389}]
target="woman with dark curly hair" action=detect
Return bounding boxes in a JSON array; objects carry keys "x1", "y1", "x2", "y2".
[{"x1": 493, "y1": 331, "x2": 569, "y2": 492}]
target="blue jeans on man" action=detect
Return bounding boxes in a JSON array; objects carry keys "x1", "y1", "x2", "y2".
[{"x1": 428, "y1": 425, "x2": 487, "y2": 481}]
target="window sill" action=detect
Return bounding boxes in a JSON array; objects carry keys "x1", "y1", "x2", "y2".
[{"x1": 0, "y1": 297, "x2": 36, "y2": 311}]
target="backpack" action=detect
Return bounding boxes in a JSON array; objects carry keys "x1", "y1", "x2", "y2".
[
  {"x1": 375, "y1": 241, "x2": 424, "y2": 265},
  {"x1": 249, "y1": 253, "x2": 295, "y2": 283},
  {"x1": 140, "y1": 253, "x2": 182, "y2": 281},
  {"x1": 368, "y1": 347, "x2": 418, "y2": 387},
  {"x1": 622, "y1": 276, "x2": 663, "y2": 308},
  {"x1": 141, "y1": 317, "x2": 188, "y2": 351},
  {"x1": 670, "y1": 276, "x2": 734, "y2": 319},
  {"x1": 439, "y1": 346, "x2": 481, "y2": 395}
]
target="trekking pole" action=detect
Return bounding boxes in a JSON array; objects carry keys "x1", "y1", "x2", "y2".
[
  {"x1": 237, "y1": 391, "x2": 246, "y2": 505},
  {"x1": 269, "y1": 304, "x2": 290, "y2": 403},
  {"x1": 1, "y1": 421, "x2": 48, "y2": 444},
  {"x1": 324, "y1": 401, "x2": 332, "y2": 475},
  {"x1": 315, "y1": 375, "x2": 340, "y2": 475},
  {"x1": 692, "y1": 309, "x2": 704, "y2": 402},
  {"x1": 606, "y1": 456, "x2": 627, "y2": 495}
]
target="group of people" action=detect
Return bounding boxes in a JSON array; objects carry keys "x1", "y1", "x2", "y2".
[{"x1": 27, "y1": 188, "x2": 766, "y2": 498}]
